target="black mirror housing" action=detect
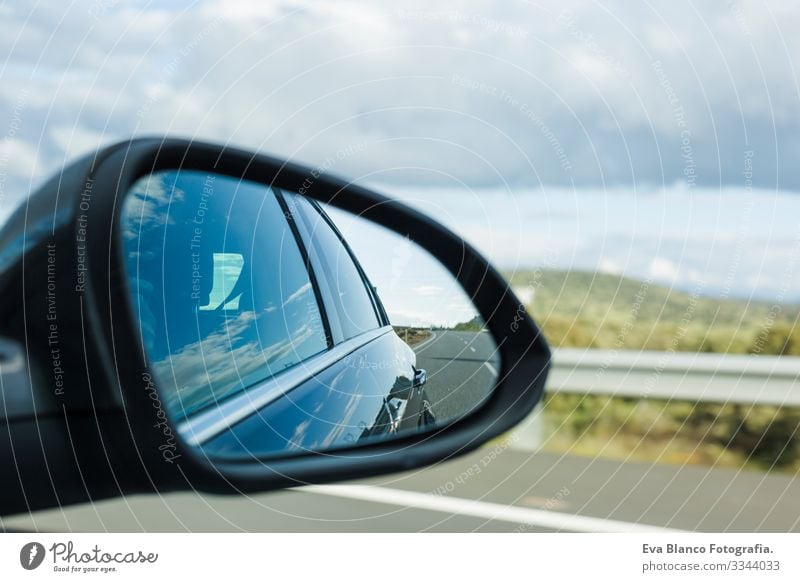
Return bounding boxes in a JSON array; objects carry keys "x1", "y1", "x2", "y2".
[{"x1": 0, "y1": 138, "x2": 550, "y2": 515}]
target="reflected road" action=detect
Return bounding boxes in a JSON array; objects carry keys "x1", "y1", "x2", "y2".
[{"x1": 413, "y1": 330, "x2": 499, "y2": 421}]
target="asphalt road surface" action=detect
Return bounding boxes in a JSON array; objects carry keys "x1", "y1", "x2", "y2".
[
  {"x1": 3, "y1": 447, "x2": 798, "y2": 532},
  {"x1": 413, "y1": 330, "x2": 499, "y2": 422}
]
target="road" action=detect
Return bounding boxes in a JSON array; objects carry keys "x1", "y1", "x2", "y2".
[
  {"x1": 2, "y1": 447, "x2": 798, "y2": 532},
  {"x1": 412, "y1": 330, "x2": 499, "y2": 421}
]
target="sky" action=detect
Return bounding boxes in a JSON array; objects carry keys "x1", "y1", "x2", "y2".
[{"x1": 1, "y1": 0, "x2": 799, "y2": 300}]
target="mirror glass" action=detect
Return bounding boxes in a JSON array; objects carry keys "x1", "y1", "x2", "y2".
[{"x1": 119, "y1": 170, "x2": 499, "y2": 459}]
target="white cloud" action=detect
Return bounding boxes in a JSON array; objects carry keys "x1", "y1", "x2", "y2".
[
  {"x1": 648, "y1": 257, "x2": 679, "y2": 283},
  {"x1": 0, "y1": 138, "x2": 40, "y2": 178},
  {"x1": 49, "y1": 125, "x2": 115, "y2": 159},
  {"x1": 205, "y1": 0, "x2": 287, "y2": 23},
  {"x1": 598, "y1": 258, "x2": 622, "y2": 275},
  {"x1": 0, "y1": 0, "x2": 797, "y2": 208}
]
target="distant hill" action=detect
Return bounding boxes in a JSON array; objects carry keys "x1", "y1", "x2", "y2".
[{"x1": 504, "y1": 270, "x2": 800, "y2": 355}]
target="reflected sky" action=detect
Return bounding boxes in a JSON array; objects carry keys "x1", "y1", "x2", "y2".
[{"x1": 323, "y1": 204, "x2": 482, "y2": 328}]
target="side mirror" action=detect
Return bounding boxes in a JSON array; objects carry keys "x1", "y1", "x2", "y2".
[{"x1": 0, "y1": 138, "x2": 550, "y2": 515}]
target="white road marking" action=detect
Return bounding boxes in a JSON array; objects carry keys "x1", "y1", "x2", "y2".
[
  {"x1": 412, "y1": 331, "x2": 438, "y2": 352},
  {"x1": 469, "y1": 347, "x2": 476, "y2": 353},
  {"x1": 483, "y1": 362, "x2": 498, "y2": 375},
  {"x1": 304, "y1": 485, "x2": 683, "y2": 533}
]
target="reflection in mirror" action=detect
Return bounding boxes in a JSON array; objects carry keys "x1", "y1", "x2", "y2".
[{"x1": 120, "y1": 171, "x2": 499, "y2": 460}]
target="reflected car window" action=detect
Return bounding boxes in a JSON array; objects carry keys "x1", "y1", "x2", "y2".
[
  {"x1": 287, "y1": 193, "x2": 382, "y2": 341},
  {"x1": 120, "y1": 171, "x2": 329, "y2": 420}
]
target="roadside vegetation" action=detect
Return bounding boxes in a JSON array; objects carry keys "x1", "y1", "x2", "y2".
[
  {"x1": 393, "y1": 326, "x2": 432, "y2": 347},
  {"x1": 451, "y1": 316, "x2": 485, "y2": 332},
  {"x1": 505, "y1": 269, "x2": 800, "y2": 473}
]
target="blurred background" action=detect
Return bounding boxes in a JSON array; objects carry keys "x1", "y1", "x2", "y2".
[{"x1": 2, "y1": 0, "x2": 799, "y2": 532}]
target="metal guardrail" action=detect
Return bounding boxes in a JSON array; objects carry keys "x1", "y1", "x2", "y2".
[{"x1": 548, "y1": 348, "x2": 800, "y2": 406}]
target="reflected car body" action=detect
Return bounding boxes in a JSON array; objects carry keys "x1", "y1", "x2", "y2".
[{"x1": 200, "y1": 328, "x2": 435, "y2": 458}]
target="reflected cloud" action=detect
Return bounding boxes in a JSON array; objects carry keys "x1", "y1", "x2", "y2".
[
  {"x1": 411, "y1": 284, "x2": 444, "y2": 297},
  {"x1": 154, "y1": 305, "x2": 324, "y2": 418},
  {"x1": 122, "y1": 174, "x2": 184, "y2": 242}
]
